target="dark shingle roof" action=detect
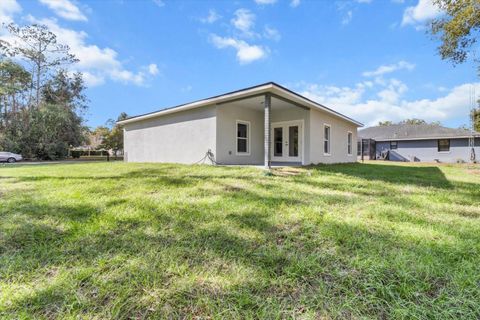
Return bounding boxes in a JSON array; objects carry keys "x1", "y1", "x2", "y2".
[{"x1": 358, "y1": 124, "x2": 480, "y2": 141}]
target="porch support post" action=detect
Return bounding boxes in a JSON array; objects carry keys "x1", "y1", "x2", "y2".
[{"x1": 264, "y1": 93, "x2": 271, "y2": 169}]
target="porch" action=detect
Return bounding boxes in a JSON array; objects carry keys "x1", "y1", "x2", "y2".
[{"x1": 215, "y1": 93, "x2": 310, "y2": 168}]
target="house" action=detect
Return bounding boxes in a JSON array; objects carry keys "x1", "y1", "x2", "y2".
[
  {"x1": 117, "y1": 82, "x2": 362, "y2": 167},
  {"x1": 358, "y1": 124, "x2": 480, "y2": 163}
]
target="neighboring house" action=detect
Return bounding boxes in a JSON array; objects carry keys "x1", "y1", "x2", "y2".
[
  {"x1": 358, "y1": 124, "x2": 480, "y2": 163},
  {"x1": 118, "y1": 82, "x2": 362, "y2": 167}
]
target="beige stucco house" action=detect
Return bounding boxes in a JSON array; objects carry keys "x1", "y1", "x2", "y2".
[{"x1": 118, "y1": 82, "x2": 362, "y2": 167}]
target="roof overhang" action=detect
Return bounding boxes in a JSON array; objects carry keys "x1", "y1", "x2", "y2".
[
  {"x1": 364, "y1": 135, "x2": 480, "y2": 142},
  {"x1": 117, "y1": 82, "x2": 363, "y2": 127}
]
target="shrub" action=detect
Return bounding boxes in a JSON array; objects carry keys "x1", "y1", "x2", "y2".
[{"x1": 71, "y1": 150, "x2": 81, "y2": 158}]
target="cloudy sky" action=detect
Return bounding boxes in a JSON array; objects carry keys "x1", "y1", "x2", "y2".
[{"x1": 1, "y1": 0, "x2": 478, "y2": 128}]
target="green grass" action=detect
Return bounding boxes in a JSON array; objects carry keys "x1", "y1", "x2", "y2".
[{"x1": 1, "y1": 161, "x2": 479, "y2": 319}]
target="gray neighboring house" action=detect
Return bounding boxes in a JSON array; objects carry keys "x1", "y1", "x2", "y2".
[
  {"x1": 118, "y1": 82, "x2": 363, "y2": 167},
  {"x1": 358, "y1": 124, "x2": 480, "y2": 163}
]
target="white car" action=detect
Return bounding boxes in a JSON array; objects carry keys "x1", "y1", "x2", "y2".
[{"x1": 0, "y1": 152, "x2": 23, "y2": 163}]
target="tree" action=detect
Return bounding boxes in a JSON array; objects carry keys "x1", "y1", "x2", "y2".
[
  {"x1": 1, "y1": 23, "x2": 78, "y2": 109},
  {"x1": 378, "y1": 120, "x2": 393, "y2": 126},
  {"x1": 100, "y1": 112, "x2": 128, "y2": 159},
  {"x1": 0, "y1": 23, "x2": 87, "y2": 160},
  {"x1": 430, "y1": 0, "x2": 480, "y2": 73},
  {"x1": 89, "y1": 126, "x2": 110, "y2": 149},
  {"x1": 41, "y1": 70, "x2": 87, "y2": 148},
  {"x1": 398, "y1": 119, "x2": 441, "y2": 126},
  {"x1": 472, "y1": 107, "x2": 480, "y2": 131},
  {"x1": 377, "y1": 119, "x2": 442, "y2": 126},
  {"x1": 0, "y1": 68, "x2": 87, "y2": 159},
  {"x1": 399, "y1": 118, "x2": 428, "y2": 125},
  {"x1": 42, "y1": 69, "x2": 87, "y2": 113},
  {"x1": 0, "y1": 60, "x2": 30, "y2": 123}
]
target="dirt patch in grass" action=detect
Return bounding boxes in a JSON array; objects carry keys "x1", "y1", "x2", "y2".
[
  {"x1": 271, "y1": 167, "x2": 306, "y2": 177},
  {"x1": 467, "y1": 169, "x2": 480, "y2": 175}
]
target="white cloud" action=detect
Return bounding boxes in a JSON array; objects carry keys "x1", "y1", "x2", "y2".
[
  {"x1": 336, "y1": 0, "x2": 371, "y2": 26},
  {"x1": 210, "y1": 34, "x2": 267, "y2": 64},
  {"x1": 82, "y1": 71, "x2": 105, "y2": 86},
  {"x1": 181, "y1": 85, "x2": 192, "y2": 92},
  {"x1": 300, "y1": 78, "x2": 480, "y2": 126},
  {"x1": 209, "y1": 9, "x2": 274, "y2": 64},
  {"x1": 254, "y1": 0, "x2": 277, "y2": 4},
  {"x1": 152, "y1": 0, "x2": 165, "y2": 7},
  {"x1": 147, "y1": 63, "x2": 159, "y2": 75},
  {"x1": 362, "y1": 60, "x2": 415, "y2": 77},
  {"x1": 109, "y1": 69, "x2": 144, "y2": 86},
  {"x1": 342, "y1": 10, "x2": 353, "y2": 25},
  {"x1": 39, "y1": 0, "x2": 87, "y2": 22},
  {"x1": 263, "y1": 26, "x2": 281, "y2": 41},
  {"x1": 22, "y1": 16, "x2": 157, "y2": 86},
  {"x1": 402, "y1": 0, "x2": 442, "y2": 27},
  {"x1": 0, "y1": 0, "x2": 21, "y2": 25},
  {"x1": 290, "y1": 0, "x2": 300, "y2": 7},
  {"x1": 200, "y1": 9, "x2": 220, "y2": 24},
  {"x1": 231, "y1": 9, "x2": 256, "y2": 36}
]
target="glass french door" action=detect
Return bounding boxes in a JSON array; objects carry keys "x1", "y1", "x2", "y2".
[{"x1": 271, "y1": 121, "x2": 302, "y2": 162}]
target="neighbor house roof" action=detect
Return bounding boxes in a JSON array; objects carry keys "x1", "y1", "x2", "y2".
[
  {"x1": 117, "y1": 82, "x2": 363, "y2": 126},
  {"x1": 359, "y1": 124, "x2": 480, "y2": 141}
]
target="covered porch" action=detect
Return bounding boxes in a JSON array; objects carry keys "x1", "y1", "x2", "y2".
[{"x1": 215, "y1": 93, "x2": 310, "y2": 168}]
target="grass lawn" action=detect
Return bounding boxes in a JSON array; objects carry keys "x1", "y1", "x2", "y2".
[{"x1": 1, "y1": 161, "x2": 479, "y2": 319}]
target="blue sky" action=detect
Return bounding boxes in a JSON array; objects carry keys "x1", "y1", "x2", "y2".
[{"x1": 1, "y1": 0, "x2": 478, "y2": 128}]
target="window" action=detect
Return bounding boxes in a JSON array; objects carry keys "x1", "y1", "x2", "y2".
[
  {"x1": 274, "y1": 127, "x2": 283, "y2": 156},
  {"x1": 390, "y1": 141, "x2": 398, "y2": 150},
  {"x1": 289, "y1": 125, "x2": 299, "y2": 157},
  {"x1": 347, "y1": 132, "x2": 353, "y2": 155},
  {"x1": 438, "y1": 139, "x2": 450, "y2": 152},
  {"x1": 324, "y1": 124, "x2": 331, "y2": 155},
  {"x1": 236, "y1": 120, "x2": 250, "y2": 155}
]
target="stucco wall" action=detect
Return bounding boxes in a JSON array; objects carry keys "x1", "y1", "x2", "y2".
[
  {"x1": 215, "y1": 104, "x2": 264, "y2": 165},
  {"x1": 376, "y1": 138, "x2": 480, "y2": 163},
  {"x1": 215, "y1": 104, "x2": 310, "y2": 165},
  {"x1": 309, "y1": 108, "x2": 358, "y2": 164},
  {"x1": 123, "y1": 102, "x2": 359, "y2": 165},
  {"x1": 123, "y1": 105, "x2": 216, "y2": 163}
]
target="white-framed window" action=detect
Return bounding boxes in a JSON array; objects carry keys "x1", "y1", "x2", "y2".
[
  {"x1": 236, "y1": 120, "x2": 250, "y2": 155},
  {"x1": 347, "y1": 131, "x2": 353, "y2": 155},
  {"x1": 324, "y1": 124, "x2": 331, "y2": 155}
]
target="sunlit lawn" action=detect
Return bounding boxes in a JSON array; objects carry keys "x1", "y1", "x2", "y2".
[{"x1": 0, "y1": 161, "x2": 479, "y2": 319}]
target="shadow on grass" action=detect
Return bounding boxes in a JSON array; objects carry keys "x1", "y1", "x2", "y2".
[
  {"x1": 2, "y1": 190, "x2": 479, "y2": 319},
  {"x1": 1, "y1": 163, "x2": 480, "y2": 318},
  {"x1": 3, "y1": 200, "x2": 478, "y2": 318},
  {"x1": 312, "y1": 163, "x2": 453, "y2": 189}
]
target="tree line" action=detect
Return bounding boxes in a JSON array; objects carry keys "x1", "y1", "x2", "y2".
[
  {"x1": 0, "y1": 23, "x2": 125, "y2": 160},
  {"x1": 378, "y1": 119, "x2": 442, "y2": 127},
  {"x1": 0, "y1": 23, "x2": 86, "y2": 159}
]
